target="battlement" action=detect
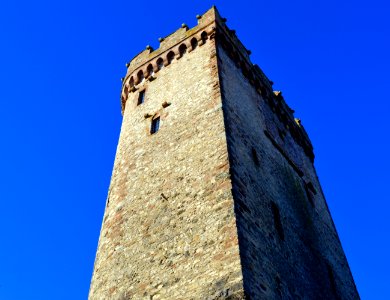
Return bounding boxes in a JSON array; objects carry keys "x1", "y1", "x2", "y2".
[
  {"x1": 120, "y1": 6, "x2": 313, "y2": 161},
  {"x1": 120, "y1": 7, "x2": 269, "y2": 109}
]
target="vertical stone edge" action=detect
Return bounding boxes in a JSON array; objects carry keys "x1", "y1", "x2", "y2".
[
  {"x1": 211, "y1": 22, "x2": 247, "y2": 299},
  {"x1": 88, "y1": 118, "x2": 127, "y2": 299}
]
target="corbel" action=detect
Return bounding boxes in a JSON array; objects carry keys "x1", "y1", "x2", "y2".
[{"x1": 162, "y1": 101, "x2": 171, "y2": 108}]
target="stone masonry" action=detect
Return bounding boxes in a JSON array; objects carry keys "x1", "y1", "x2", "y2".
[{"x1": 89, "y1": 6, "x2": 359, "y2": 299}]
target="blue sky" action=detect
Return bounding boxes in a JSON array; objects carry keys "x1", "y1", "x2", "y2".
[{"x1": 0, "y1": 1, "x2": 389, "y2": 299}]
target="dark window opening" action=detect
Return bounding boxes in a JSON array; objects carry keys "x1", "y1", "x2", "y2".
[
  {"x1": 151, "y1": 117, "x2": 160, "y2": 134},
  {"x1": 137, "y1": 90, "x2": 145, "y2": 105},
  {"x1": 271, "y1": 202, "x2": 284, "y2": 241},
  {"x1": 305, "y1": 183, "x2": 315, "y2": 207},
  {"x1": 252, "y1": 147, "x2": 260, "y2": 167}
]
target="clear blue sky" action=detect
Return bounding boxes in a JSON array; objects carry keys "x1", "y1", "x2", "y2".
[{"x1": 0, "y1": 1, "x2": 388, "y2": 299}]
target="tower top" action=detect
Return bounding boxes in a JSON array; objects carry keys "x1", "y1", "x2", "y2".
[
  {"x1": 120, "y1": 6, "x2": 271, "y2": 110},
  {"x1": 119, "y1": 6, "x2": 314, "y2": 161}
]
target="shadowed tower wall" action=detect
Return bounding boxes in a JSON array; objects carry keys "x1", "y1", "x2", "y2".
[
  {"x1": 216, "y1": 31, "x2": 359, "y2": 299},
  {"x1": 89, "y1": 7, "x2": 359, "y2": 300}
]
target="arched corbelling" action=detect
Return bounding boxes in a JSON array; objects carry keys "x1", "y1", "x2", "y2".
[
  {"x1": 123, "y1": 24, "x2": 218, "y2": 102},
  {"x1": 223, "y1": 40, "x2": 234, "y2": 56},
  {"x1": 248, "y1": 71, "x2": 256, "y2": 85},
  {"x1": 167, "y1": 51, "x2": 175, "y2": 64},
  {"x1": 146, "y1": 64, "x2": 154, "y2": 77},
  {"x1": 190, "y1": 37, "x2": 198, "y2": 51},
  {"x1": 129, "y1": 76, "x2": 135, "y2": 88},
  {"x1": 254, "y1": 79, "x2": 261, "y2": 90},
  {"x1": 183, "y1": 40, "x2": 191, "y2": 53},
  {"x1": 178, "y1": 44, "x2": 187, "y2": 57},
  {"x1": 281, "y1": 114, "x2": 289, "y2": 127},
  {"x1": 232, "y1": 52, "x2": 241, "y2": 68},
  {"x1": 225, "y1": 50, "x2": 234, "y2": 61},
  {"x1": 156, "y1": 57, "x2": 164, "y2": 71},
  {"x1": 234, "y1": 59, "x2": 241, "y2": 70},
  {"x1": 276, "y1": 110, "x2": 284, "y2": 122},
  {"x1": 217, "y1": 33, "x2": 235, "y2": 59},
  {"x1": 206, "y1": 26, "x2": 216, "y2": 39},
  {"x1": 200, "y1": 31, "x2": 208, "y2": 45},
  {"x1": 136, "y1": 70, "x2": 144, "y2": 84},
  {"x1": 240, "y1": 62, "x2": 250, "y2": 78},
  {"x1": 260, "y1": 86, "x2": 268, "y2": 99},
  {"x1": 218, "y1": 37, "x2": 226, "y2": 49},
  {"x1": 243, "y1": 69, "x2": 250, "y2": 79}
]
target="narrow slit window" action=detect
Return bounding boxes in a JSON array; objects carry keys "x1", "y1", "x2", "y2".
[
  {"x1": 252, "y1": 147, "x2": 260, "y2": 167},
  {"x1": 138, "y1": 90, "x2": 145, "y2": 105},
  {"x1": 150, "y1": 117, "x2": 160, "y2": 134},
  {"x1": 271, "y1": 202, "x2": 285, "y2": 241},
  {"x1": 305, "y1": 183, "x2": 315, "y2": 207}
]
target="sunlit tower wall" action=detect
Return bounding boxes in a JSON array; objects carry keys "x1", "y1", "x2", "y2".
[{"x1": 89, "y1": 6, "x2": 359, "y2": 299}]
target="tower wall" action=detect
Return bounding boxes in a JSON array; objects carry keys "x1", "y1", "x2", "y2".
[
  {"x1": 217, "y1": 41, "x2": 359, "y2": 299},
  {"x1": 90, "y1": 6, "x2": 359, "y2": 300},
  {"x1": 89, "y1": 22, "x2": 245, "y2": 299}
]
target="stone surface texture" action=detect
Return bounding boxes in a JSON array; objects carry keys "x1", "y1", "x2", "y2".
[{"x1": 89, "y1": 6, "x2": 359, "y2": 300}]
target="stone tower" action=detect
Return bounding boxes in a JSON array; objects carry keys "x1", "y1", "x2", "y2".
[{"x1": 89, "y1": 7, "x2": 359, "y2": 300}]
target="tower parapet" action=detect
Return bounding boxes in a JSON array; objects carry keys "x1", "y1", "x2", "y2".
[{"x1": 120, "y1": 6, "x2": 314, "y2": 162}]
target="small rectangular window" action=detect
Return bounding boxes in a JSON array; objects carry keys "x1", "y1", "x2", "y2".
[
  {"x1": 150, "y1": 117, "x2": 160, "y2": 134},
  {"x1": 137, "y1": 90, "x2": 145, "y2": 105}
]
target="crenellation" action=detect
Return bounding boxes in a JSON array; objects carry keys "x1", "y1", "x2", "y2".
[
  {"x1": 159, "y1": 26, "x2": 189, "y2": 51},
  {"x1": 121, "y1": 6, "x2": 265, "y2": 117},
  {"x1": 196, "y1": 5, "x2": 223, "y2": 26},
  {"x1": 120, "y1": 22, "x2": 216, "y2": 113}
]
